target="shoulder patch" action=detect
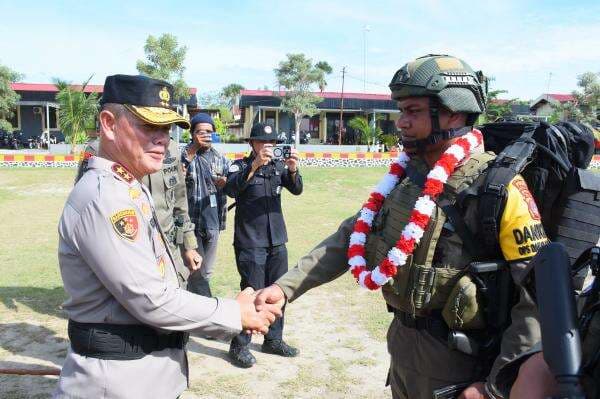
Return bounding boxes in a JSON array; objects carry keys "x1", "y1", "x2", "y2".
[
  {"x1": 110, "y1": 209, "x2": 139, "y2": 241},
  {"x1": 229, "y1": 164, "x2": 240, "y2": 173},
  {"x1": 111, "y1": 163, "x2": 135, "y2": 184},
  {"x1": 511, "y1": 177, "x2": 540, "y2": 220},
  {"x1": 499, "y1": 176, "x2": 548, "y2": 261}
]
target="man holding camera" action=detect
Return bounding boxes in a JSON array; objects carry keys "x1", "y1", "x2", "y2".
[
  {"x1": 182, "y1": 113, "x2": 230, "y2": 297},
  {"x1": 225, "y1": 122, "x2": 303, "y2": 368}
]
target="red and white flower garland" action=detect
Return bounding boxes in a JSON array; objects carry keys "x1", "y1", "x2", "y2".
[{"x1": 347, "y1": 129, "x2": 484, "y2": 290}]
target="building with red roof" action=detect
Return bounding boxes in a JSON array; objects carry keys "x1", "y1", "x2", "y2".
[
  {"x1": 530, "y1": 93, "x2": 576, "y2": 118},
  {"x1": 7, "y1": 82, "x2": 197, "y2": 143},
  {"x1": 238, "y1": 89, "x2": 399, "y2": 145}
]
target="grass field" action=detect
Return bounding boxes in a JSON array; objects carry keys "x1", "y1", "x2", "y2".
[{"x1": 0, "y1": 166, "x2": 394, "y2": 398}]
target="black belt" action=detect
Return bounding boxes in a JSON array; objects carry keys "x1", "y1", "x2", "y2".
[
  {"x1": 68, "y1": 320, "x2": 188, "y2": 360},
  {"x1": 394, "y1": 309, "x2": 449, "y2": 343}
]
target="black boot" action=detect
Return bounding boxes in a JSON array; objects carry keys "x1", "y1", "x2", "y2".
[
  {"x1": 229, "y1": 342, "x2": 256, "y2": 368},
  {"x1": 262, "y1": 339, "x2": 299, "y2": 357}
]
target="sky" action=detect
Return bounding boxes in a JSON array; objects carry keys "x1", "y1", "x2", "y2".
[{"x1": 0, "y1": 0, "x2": 598, "y2": 101}]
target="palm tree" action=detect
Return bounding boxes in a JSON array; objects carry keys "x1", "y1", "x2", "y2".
[
  {"x1": 348, "y1": 115, "x2": 383, "y2": 151},
  {"x1": 54, "y1": 76, "x2": 99, "y2": 149}
]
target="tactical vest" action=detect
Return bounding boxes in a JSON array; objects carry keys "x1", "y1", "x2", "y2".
[{"x1": 365, "y1": 152, "x2": 495, "y2": 316}]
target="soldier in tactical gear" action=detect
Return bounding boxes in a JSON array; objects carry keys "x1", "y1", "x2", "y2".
[{"x1": 255, "y1": 54, "x2": 545, "y2": 399}]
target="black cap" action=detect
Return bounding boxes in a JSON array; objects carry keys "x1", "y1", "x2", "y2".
[
  {"x1": 246, "y1": 123, "x2": 282, "y2": 142},
  {"x1": 100, "y1": 74, "x2": 190, "y2": 129}
]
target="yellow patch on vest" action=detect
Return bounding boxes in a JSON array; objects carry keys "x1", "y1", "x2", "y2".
[
  {"x1": 499, "y1": 176, "x2": 548, "y2": 260},
  {"x1": 435, "y1": 57, "x2": 462, "y2": 71}
]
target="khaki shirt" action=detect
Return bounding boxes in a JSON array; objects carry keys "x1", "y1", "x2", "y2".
[
  {"x1": 55, "y1": 156, "x2": 241, "y2": 398},
  {"x1": 142, "y1": 140, "x2": 197, "y2": 281},
  {"x1": 75, "y1": 139, "x2": 197, "y2": 282}
]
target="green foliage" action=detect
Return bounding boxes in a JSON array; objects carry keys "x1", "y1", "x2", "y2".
[
  {"x1": 551, "y1": 101, "x2": 583, "y2": 122},
  {"x1": 380, "y1": 134, "x2": 399, "y2": 151},
  {"x1": 221, "y1": 83, "x2": 245, "y2": 108},
  {"x1": 180, "y1": 129, "x2": 191, "y2": 143},
  {"x1": 274, "y1": 53, "x2": 331, "y2": 145},
  {"x1": 572, "y1": 72, "x2": 600, "y2": 124},
  {"x1": 348, "y1": 115, "x2": 383, "y2": 149},
  {"x1": 136, "y1": 33, "x2": 189, "y2": 101},
  {"x1": 213, "y1": 116, "x2": 226, "y2": 134},
  {"x1": 54, "y1": 77, "x2": 99, "y2": 146},
  {"x1": 484, "y1": 89, "x2": 515, "y2": 123},
  {"x1": 0, "y1": 63, "x2": 22, "y2": 132}
]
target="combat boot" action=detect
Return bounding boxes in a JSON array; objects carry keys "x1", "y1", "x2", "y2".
[
  {"x1": 261, "y1": 339, "x2": 299, "y2": 357},
  {"x1": 229, "y1": 343, "x2": 256, "y2": 368}
]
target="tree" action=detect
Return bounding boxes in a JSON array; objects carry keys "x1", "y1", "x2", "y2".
[
  {"x1": 274, "y1": 53, "x2": 332, "y2": 145},
  {"x1": 483, "y1": 89, "x2": 515, "y2": 123},
  {"x1": 54, "y1": 76, "x2": 99, "y2": 147},
  {"x1": 0, "y1": 63, "x2": 22, "y2": 132},
  {"x1": 136, "y1": 34, "x2": 189, "y2": 101},
  {"x1": 572, "y1": 71, "x2": 600, "y2": 124},
  {"x1": 315, "y1": 61, "x2": 333, "y2": 92},
  {"x1": 221, "y1": 83, "x2": 245, "y2": 108},
  {"x1": 348, "y1": 115, "x2": 383, "y2": 150}
]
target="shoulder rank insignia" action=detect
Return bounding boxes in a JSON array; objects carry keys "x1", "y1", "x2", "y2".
[
  {"x1": 110, "y1": 209, "x2": 139, "y2": 241},
  {"x1": 111, "y1": 163, "x2": 135, "y2": 184}
]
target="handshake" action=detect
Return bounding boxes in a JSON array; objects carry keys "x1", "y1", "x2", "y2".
[{"x1": 235, "y1": 284, "x2": 287, "y2": 335}]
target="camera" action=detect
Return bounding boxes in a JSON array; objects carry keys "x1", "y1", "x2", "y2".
[{"x1": 272, "y1": 145, "x2": 292, "y2": 160}]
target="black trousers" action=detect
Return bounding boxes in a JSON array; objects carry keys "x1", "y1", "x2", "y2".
[{"x1": 232, "y1": 244, "x2": 288, "y2": 347}]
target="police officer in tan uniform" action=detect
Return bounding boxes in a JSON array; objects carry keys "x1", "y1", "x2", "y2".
[
  {"x1": 75, "y1": 122, "x2": 200, "y2": 288},
  {"x1": 256, "y1": 55, "x2": 547, "y2": 399},
  {"x1": 55, "y1": 75, "x2": 281, "y2": 399}
]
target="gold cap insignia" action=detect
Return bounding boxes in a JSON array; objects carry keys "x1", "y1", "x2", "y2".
[{"x1": 159, "y1": 87, "x2": 171, "y2": 107}]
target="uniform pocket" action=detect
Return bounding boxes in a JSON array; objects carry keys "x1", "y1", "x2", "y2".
[{"x1": 163, "y1": 172, "x2": 178, "y2": 206}]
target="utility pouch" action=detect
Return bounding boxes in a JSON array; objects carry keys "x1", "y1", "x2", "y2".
[{"x1": 442, "y1": 274, "x2": 486, "y2": 330}]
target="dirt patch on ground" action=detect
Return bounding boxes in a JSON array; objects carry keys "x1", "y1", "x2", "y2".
[{"x1": 0, "y1": 284, "x2": 392, "y2": 398}]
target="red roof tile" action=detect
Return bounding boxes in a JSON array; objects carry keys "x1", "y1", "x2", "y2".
[
  {"x1": 546, "y1": 93, "x2": 575, "y2": 102},
  {"x1": 241, "y1": 89, "x2": 391, "y2": 101},
  {"x1": 11, "y1": 82, "x2": 197, "y2": 95}
]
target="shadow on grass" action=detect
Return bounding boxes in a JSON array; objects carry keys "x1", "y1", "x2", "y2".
[
  {"x1": 0, "y1": 287, "x2": 67, "y2": 319},
  {"x1": 0, "y1": 323, "x2": 67, "y2": 370}
]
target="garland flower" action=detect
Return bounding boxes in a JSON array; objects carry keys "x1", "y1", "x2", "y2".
[{"x1": 347, "y1": 129, "x2": 483, "y2": 290}]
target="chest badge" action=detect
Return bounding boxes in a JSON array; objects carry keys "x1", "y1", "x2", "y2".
[
  {"x1": 129, "y1": 188, "x2": 141, "y2": 200},
  {"x1": 110, "y1": 209, "x2": 139, "y2": 241},
  {"x1": 157, "y1": 256, "x2": 166, "y2": 278}
]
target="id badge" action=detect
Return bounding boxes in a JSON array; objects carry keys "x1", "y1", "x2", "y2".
[{"x1": 209, "y1": 194, "x2": 217, "y2": 208}]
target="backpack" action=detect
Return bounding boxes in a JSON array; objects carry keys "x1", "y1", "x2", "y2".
[{"x1": 476, "y1": 121, "x2": 600, "y2": 263}]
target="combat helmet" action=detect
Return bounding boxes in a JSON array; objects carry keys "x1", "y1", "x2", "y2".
[{"x1": 389, "y1": 54, "x2": 487, "y2": 150}]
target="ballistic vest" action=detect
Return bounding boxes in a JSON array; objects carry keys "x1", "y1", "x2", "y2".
[{"x1": 365, "y1": 152, "x2": 495, "y2": 316}]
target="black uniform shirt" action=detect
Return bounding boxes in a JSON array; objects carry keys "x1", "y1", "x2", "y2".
[{"x1": 225, "y1": 155, "x2": 303, "y2": 248}]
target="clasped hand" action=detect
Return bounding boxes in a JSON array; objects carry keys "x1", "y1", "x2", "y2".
[{"x1": 236, "y1": 286, "x2": 285, "y2": 335}]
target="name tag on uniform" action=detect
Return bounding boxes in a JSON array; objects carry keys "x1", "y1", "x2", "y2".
[{"x1": 210, "y1": 194, "x2": 217, "y2": 208}]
